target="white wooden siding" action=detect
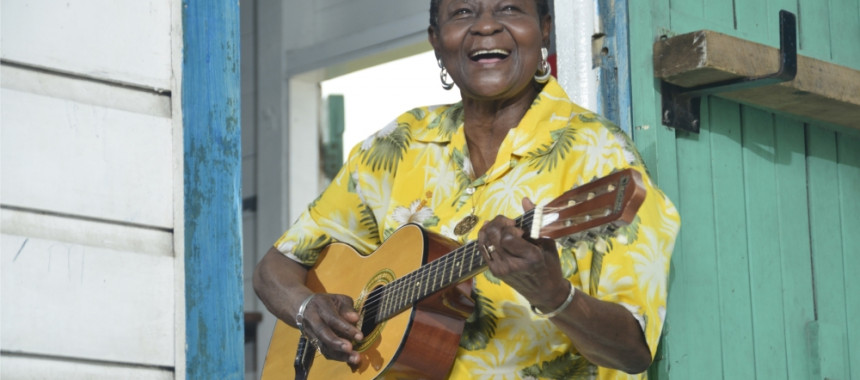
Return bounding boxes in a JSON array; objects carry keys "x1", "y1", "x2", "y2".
[
  {"x1": 0, "y1": 0, "x2": 173, "y2": 90},
  {"x1": 0, "y1": 70, "x2": 173, "y2": 229},
  {"x1": 1, "y1": 0, "x2": 182, "y2": 376},
  {"x1": 1, "y1": 231, "x2": 175, "y2": 366},
  {"x1": 1, "y1": 355, "x2": 173, "y2": 380}
]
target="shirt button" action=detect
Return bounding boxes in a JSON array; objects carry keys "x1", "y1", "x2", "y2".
[{"x1": 466, "y1": 187, "x2": 476, "y2": 195}]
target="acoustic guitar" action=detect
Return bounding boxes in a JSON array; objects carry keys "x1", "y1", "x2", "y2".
[{"x1": 261, "y1": 168, "x2": 646, "y2": 380}]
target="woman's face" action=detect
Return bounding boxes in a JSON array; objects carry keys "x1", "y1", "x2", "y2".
[{"x1": 429, "y1": 0, "x2": 550, "y2": 101}]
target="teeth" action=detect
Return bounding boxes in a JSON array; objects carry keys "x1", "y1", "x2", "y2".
[{"x1": 470, "y1": 49, "x2": 510, "y2": 57}]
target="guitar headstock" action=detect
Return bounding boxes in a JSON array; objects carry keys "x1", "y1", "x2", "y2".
[{"x1": 529, "y1": 168, "x2": 646, "y2": 241}]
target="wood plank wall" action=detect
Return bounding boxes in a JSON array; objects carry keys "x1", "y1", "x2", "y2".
[
  {"x1": 0, "y1": 0, "x2": 180, "y2": 378},
  {"x1": 628, "y1": 0, "x2": 860, "y2": 378}
]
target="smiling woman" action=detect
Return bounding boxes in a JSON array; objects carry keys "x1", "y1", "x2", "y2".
[{"x1": 255, "y1": 1, "x2": 681, "y2": 379}]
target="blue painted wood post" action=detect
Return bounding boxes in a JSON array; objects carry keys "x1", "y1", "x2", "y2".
[
  {"x1": 596, "y1": 0, "x2": 633, "y2": 135},
  {"x1": 182, "y1": 0, "x2": 243, "y2": 378}
]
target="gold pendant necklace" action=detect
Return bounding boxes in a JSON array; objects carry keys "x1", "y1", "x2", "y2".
[
  {"x1": 454, "y1": 213, "x2": 478, "y2": 235},
  {"x1": 454, "y1": 186, "x2": 481, "y2": 236}
]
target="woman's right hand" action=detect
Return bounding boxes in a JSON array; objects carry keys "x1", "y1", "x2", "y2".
[
  {"x1": 297, "y1": 293, "x2": 364, "y2": 365},
  {"x1": 253, "y1": 248, "x2": 365, "y2": 365}
]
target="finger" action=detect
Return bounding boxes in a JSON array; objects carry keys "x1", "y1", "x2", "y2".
[
  {"x1": 333, "y1": 295, "x2": 364, "y2": 341},
  {"x1": 522, "y1": 197, "x2": 536, "y2": 211},
  {"x1": 319, "y1": 295, "x2": 363, "y2": 342},
  {"x1": 302, "y1": 296, "x2": 361, "y2": 363},
  {"x1": 496, "y1": 225, "x2": 531, "y2": 258}
]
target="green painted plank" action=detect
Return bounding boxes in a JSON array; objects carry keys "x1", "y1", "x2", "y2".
[
  {"x1": 772, "y1": 115, "x2": 816, "y2": 380},
  {"x1": 669, "y1": 101, "x2": 725, "y2": 379},
  {"x1": 798, "y1": 0, "x2": 833, "y2": 60},
  {"x1": 669, "y1": 0, "x2": 703, "y2": 20},
  {"x1": 627, "y1": 1, "x2": 679, "y2": 378},
  {"x1": 806, "y1": 125, "x2": 851, "y2": 380},
  {"x1": 741, "y1": 106, "x2": 789, "y2": 379},
  {"x1": 829, "y1": 0, "x2": 860, "y2": 69},
  {"x1": 837, "y1": 133, "x2": 860, "y2": 379},
  {"x1": 708, "y1": 97, "x2": 756, "y2": 379},
  {"x1": 667, "y1": 8, "x2": 729, "y2": 35},
  {"x1": 767, "y1": 0, "x2": 799, "y2": 47},
  {"x1": 703, "y1": 0, "x2": 737, "y2": 31},
  {"x1": 629, "y1": 0, "x2": 667, "y2": 176},
  {"x1": 733, "y1": 0, "x2": 770, "y2": 44}
]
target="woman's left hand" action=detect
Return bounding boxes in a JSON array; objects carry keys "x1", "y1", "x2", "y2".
[{"x1": 477, "y1": 198, "x2": 570, "y2": 311}]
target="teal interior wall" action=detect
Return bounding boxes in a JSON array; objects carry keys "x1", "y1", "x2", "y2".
[{"x1": 626, "y1": 0, "x2": 860, "y2": 378}]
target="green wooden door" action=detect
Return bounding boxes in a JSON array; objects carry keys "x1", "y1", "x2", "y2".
[{"x1": 626, "y1": 0, "x2": 860, "y2": 378}]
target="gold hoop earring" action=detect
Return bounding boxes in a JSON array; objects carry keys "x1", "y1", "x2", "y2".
[
  {"x1": 438, "y1": 58, "x2": 455, "y2": 90},
  {"x1": 535, "y1": 47, "x2": 552, "y2": 83}
]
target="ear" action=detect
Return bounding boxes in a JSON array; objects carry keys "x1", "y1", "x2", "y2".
[
  {"x1": 428, "y1": 26, "x2": 440, "y2": 53},
  {"x1": 541, "y1": 14, "x2": 553, "y2": 47}
]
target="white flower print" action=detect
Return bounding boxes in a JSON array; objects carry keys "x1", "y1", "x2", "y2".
[
  {"x1": 483, "y1": 166, "x2": 553, "y2": 214},
  {"x1": 629, "y1": 225, "x2": 671, "y2": 303},
  {"x1": 361, "y1": 119, "x2": 398, "y2": 151},
  {"x1": 613, "y1": 132, "x2": 638, "y2": 165},
  {"x1": 597, "y1": 264, "x2": 634, "y2": 302},
  {"x1": 276, "y1": 240, "x2": 296, "y2": 255},
  {"x1": 570, "y1": 127, "x2": 624, "y2": 178},
  {"x1": 391, "y1": 200, "x2": 435, "y2": 227},
  {"x1": 458, "y1": 338, "x2": 527, "y2": 380}
]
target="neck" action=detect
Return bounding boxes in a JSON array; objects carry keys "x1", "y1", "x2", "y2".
[{"x1": 461, "y1": 82, "x2": 541, "y2": 177}]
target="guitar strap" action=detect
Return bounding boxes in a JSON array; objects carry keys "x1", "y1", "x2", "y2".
[{"x1": 293, "y1": 335, "x2": 315, "y2": 380}]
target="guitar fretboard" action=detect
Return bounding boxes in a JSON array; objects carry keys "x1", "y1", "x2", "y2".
[{"x1": 374, "y1": 210, "x2": 535, "y2": 322}]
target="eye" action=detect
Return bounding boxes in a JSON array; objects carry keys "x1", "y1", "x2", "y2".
[{"x1": 451, "y1": 7, "x2": 473, "y2": 18}]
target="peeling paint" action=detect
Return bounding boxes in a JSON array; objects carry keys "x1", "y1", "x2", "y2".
[{"x1": 182, "y1": 0, "x2": 244, "y2": 378}]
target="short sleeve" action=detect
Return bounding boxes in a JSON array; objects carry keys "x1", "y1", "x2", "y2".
[{"x1": 272, "y1": 143, "x2": 385, "y2": 266}]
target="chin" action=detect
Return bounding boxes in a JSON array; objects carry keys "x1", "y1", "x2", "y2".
[{"x1": 462, "y1": 79, "x2": 532, "y2": 100}]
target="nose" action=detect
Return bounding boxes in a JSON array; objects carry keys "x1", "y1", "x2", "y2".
[{"x1": 470, "y1": 11, "x2": 503, "y2": 35}]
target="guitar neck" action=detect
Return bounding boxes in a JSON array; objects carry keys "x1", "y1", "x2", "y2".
[{"x1": 375, "y1": 211, "x2": 535, "y2": 322}]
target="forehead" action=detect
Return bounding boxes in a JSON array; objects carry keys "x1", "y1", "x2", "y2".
[{"x1": 439, "y1": 0, "x2": 536, "y2": 8}]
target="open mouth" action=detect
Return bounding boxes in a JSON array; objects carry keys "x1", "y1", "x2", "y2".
[{"x1": 469, "y1": 49, "x2": 511, "y2": 62}]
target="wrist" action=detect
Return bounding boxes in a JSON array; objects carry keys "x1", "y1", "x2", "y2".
[
  {"x1": 530, "y1": 281, "x2": 576, "y2": 319},
  {"x1": 295, "y1": 293, "x2": 317, "y2": 334}
]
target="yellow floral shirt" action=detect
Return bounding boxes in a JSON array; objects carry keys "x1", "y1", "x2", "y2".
[{"x1": 274, "y1": 78, "x2": 680, "y2": 380}]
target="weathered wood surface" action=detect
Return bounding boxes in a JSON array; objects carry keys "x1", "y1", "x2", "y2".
[
  {"x1": 0, "y1": 68, "x2": 174, "y2": 229},
  {"x1": 182, "y1": 0, "x2": 244, "y2": 378},
  {"x1": 0, "y1": 0, "x2": 173, "y2": 90},
  {"x1": 630, "y1": 1, "x2": 860, "y2": 379},
  {"x1": 654, "y1": 30, "x2": 860, "y2": 129},
  {"x1": 1, "y1": 355, "x2": 173, "y2": 380},
  {"x1": 1, "y1": 232, "x2": 175, "y2": 366}
]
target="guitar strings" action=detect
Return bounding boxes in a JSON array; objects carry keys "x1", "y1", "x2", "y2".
[
  {"x1": 357, "y1": 201, "x2": 615, "y2": 321},
  {"x1": 355, "y1": 210, "x2": 537, "y2": 323},
  {"x1": 362, "y1": 210, "x2": 536, "y2": 314}
]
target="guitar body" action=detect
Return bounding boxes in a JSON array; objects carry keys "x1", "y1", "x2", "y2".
[{"x1": 261, "y1": 224, "x2": 475, "y2": 380}]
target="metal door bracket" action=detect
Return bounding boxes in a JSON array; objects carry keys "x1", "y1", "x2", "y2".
[{"x1": 660, "y1": 10, "x2": 797, "y2": 132}]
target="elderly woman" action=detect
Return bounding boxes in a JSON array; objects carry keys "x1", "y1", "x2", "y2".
[{"x1": 254, "y1": 0, "x2": 680, "y2": 378}]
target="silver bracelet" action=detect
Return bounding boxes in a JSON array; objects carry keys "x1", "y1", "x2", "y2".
[
  {"x1": 530, "y1": 282, "x2": 576, "y2": 319},
  {"x1": 295, "y1": 294, "x2": 317, "y2": 335}
]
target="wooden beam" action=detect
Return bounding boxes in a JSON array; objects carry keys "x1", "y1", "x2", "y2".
[
  {"x1": 654, "y1": 30, "x2": 860, "y2": 130},
  {"x1": 182, "y1": 0, "x2": 244, "y2": 377}
]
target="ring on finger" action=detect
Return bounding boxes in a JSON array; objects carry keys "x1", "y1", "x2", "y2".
[{"x1": 483, "y1": 244, "x2": 495, "y2": 260}]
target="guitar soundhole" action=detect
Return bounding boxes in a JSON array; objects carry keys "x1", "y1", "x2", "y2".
[
  {"x1": 354, "y1": 285, "x2": 386, "y2": 351},
  {"x1": 360, "y1": 287, "x2": 383, "y2": 337}
]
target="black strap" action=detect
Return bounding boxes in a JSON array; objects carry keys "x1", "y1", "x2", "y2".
[{"x1": 293, "y1": 335, "x2": 315, "y2": 380}]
